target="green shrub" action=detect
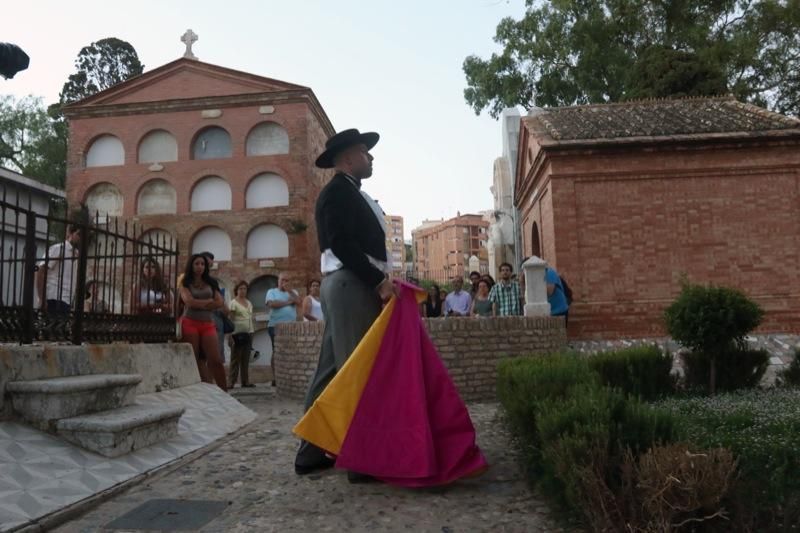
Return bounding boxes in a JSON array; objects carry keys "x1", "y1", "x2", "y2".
[
  {"x1": 658, "y1": 389, "x2": 800, "y2": 529},
  {"x1": 588, "y1": 345, "x2": 676, "y2": 400},
  {"x1": 497, "y1": 353, "x2": 597, "y2": 467},
  {"x1": 682, "y1": 348, "x2": 769, "y2": 392},
  {"x1": 535, "y1": 384, "x2": 675, "y2": 528},
  {"x1": 664, "y1": 281, "x2": 763, "y2": 394},
  {"x1": 777, "y1": 349, "x2": 800, "y2": 388}
]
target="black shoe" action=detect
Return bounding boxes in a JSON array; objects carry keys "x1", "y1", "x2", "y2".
[
  {"x1": 347, "y1": 471, "x2": 376, "y2": 484},
  {"x1": 271, "y1": 380, "x2": 276, "y2": 387},
  {"x1": 295, "y1": 456, "x2": 335, "y2": 476},
  {"x1": 242, "y1": 383, "x2": 255, "y2": 388}
]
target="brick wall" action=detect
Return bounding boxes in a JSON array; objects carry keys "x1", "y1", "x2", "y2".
[
  {"x1": 274, "y1": 316, "x2": 567, "y2": 403},
  {"x1": 517, "y1": 131, "x2": 800, "y2": 339}
]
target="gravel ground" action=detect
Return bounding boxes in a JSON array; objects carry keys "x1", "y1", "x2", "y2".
[{"x1": 54, "y1": 388, "x2": 565, "y2": 533}]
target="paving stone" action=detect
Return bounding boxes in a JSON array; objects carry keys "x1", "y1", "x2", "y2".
[{"x1": 54, "y1": 396, "x2": 565, "y2": 532}]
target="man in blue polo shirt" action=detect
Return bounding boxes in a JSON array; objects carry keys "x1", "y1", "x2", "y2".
[
  {"x1": 266, "y1": 272, "x2": 301, "y2": 386},
  {"x1": 545, "y1": 266, "x2": 569, "y2": 325}
]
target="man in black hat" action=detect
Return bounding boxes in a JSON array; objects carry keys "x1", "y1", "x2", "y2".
[{"x1": 294, "y1": 129, "x2": 397, "y2": 481}]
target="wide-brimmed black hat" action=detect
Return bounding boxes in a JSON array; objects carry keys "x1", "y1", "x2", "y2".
[{"x1": 315, "y1": 128, "x2": 379, "y2": 169}]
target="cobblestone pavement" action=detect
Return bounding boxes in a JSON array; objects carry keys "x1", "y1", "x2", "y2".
[{"x1": 54, "y1": 389, "x2": 563, "y2": 533}]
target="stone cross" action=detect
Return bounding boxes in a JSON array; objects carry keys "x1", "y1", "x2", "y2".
[{"x1": 181, "y1": 29, "x2": 198, "y2": 60}]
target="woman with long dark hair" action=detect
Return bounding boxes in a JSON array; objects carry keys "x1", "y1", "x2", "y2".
[
  {"x1": 179, "y1": 254, "x2": 227, "y2": 391},
  {"x1": 423, "y1": 283, "x2": 442, "y2": 318},
  {"x1": 132, "y1": 257, "x2": 171, "y2": 315}
]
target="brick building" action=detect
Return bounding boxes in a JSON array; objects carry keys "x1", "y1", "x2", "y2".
[
  {"x1": 383, "y1": 214, "x2": 405, "y2": 275},
  {"x1": 63, "y1": 55, "x2": 335, "y2": 370},
  {"x1": 412, "y1": 213, "x2": 489, "y2": 279},
  {"x1": 515, "y1": 96, "x2": 800, "y2": 339}
]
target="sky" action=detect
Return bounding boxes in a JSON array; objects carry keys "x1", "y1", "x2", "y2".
[{"x1": 4, "y1": 0, "x2": 526, "y2": 240}]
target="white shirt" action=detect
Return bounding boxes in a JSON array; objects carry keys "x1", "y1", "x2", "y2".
[
  {"x1": 37, "y1": 240, "x2": 78, "y2": 304},
  {"x1": 304, "y1": 296, "x2": 324, "y2": 322},
  {"x1": 320, "y1": 174, "x2": 390, "y2": 276}
]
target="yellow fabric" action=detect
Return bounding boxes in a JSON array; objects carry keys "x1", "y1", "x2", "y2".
[{"x1": 293, "y1": 297, "x2": 397, "y2": 454}]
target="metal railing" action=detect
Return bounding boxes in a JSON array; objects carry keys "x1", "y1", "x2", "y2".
[{"x1": 0, "y1": 194, "x2": 179, "y2": 344}]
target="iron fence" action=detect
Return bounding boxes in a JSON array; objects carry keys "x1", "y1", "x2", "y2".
[{"x1": 0, "y1": 193, "x2": 179, "y2": 344}]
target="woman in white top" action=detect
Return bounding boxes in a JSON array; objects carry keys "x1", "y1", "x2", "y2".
[
  {"x1": 302, "y1": 279, "x2": 324, "y2": 322},
  {"x1": 228, "y1": 280, "x2": 255, "y2": 388},
  {"x1": 132, "y1": 257, "x2": 171, "y2": 315}
]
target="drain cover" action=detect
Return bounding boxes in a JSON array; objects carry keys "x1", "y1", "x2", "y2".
[{"x1": 105, "y1": 499, "x2": 228, "y2": 530}]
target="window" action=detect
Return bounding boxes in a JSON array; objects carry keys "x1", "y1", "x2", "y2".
[
  {"x1": 246, "y1": 122, "x2": 290, "y2": 156},
  {"x1": 192, "y1": 127, "x2": 232, "y2": 160},
  {"x1": 246, "y1": 173, "x2": 289, "y2": 208},
  {"x1": 191, "y1": 227, "x2": 232, "y2": 261},
  {"x1": 85, "y1": 182, "x2": 123, "y2": 219},
  {"x1": 191, "y1": 176, "x2": 232, "y2": 212},
  {"x1": 86, "y1": 135, "x2": 124, "y2": 167},
  {"x1": 138, "y1": 130, "x2": 178, "y2": 163},
  {"x1": 137, "y1": 179, "x2": 176, "y2": 215},
  {"x1": 246, "y1": 224, "x2": 289, "y2": 258}
]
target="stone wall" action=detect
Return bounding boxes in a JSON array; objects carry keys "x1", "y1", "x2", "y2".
[
  {"x1": 0, "y1": 343, "x2": 199, "y2": 420},
  {"x1": 274, "y1": 316, "x2": 567, "y2": 403}
]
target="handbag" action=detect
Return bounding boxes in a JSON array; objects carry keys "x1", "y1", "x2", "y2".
[{"x1": 221, "y1": 313, "x2": 235, "y2": 334}]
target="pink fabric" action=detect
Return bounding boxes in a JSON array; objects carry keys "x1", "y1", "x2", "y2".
[{"x1": 335, "y1": 281, "x2": 488, "y2": 486}]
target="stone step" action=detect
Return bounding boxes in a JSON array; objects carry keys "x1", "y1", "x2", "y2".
[
  {"x1": 6, "y1": 374, "x2": 142, "y2": 430},
  {"x1": 56, "y1": 403, "x2": 185, "y2": 457}
]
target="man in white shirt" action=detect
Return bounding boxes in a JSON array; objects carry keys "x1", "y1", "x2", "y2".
[{"x1": 36, "y1": 224, "x2": 82, "y2": 315}]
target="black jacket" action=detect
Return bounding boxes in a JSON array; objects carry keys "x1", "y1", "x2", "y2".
[{"x1": 316, "y1": 173, "x2": 387, "y2": 288}]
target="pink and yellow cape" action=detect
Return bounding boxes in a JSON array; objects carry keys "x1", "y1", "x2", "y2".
[{"x1": 293, "y1": 281, "x2": 488, "y2": 487}]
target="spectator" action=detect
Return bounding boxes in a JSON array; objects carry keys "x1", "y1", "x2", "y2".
[
  {"x1": 546, "y1": 266, "x2": 570, "y2": 325},
  {"x1": 179, "y1": 254, "x2": 227, "y2": 391},
  {"x1": 444, "y1": 276, "x2": 472, "y2": 317},
  {"x1": 468, "y1": 271, "x2": 482, "y2": 296},
  {"x1": 266, "y1": 272, "x2": 301, "y2": 386},
  {"x1": 489, "y1": 262, "x2": 522, "y2": 317},
  {"x1": 132, "y1": 257, "x2": 171, "y2": 315},
  {"x1": 36, "y1": 224, "x2": 81, "y2": 315},
  {"x1": 302, "y1": 279, "x2": 324, "y2": 321},
  {"x1": 84, "y1": 280, "x2": 108, "y2": 313},
  {"x1": 481, "y1": 274, "x2": 496, "y2": 290},
  {"x1": 228, "y1": 280, "x2": 255, "y2": 388},
  {"x1": 471, "y1": 279, "x2": 494, "y2": 317},
  {"x1": 423, "y1": 283, "x2": 442, "y2": 318},
  {"x1": 199, "y1": 251, "x2": 230, "y2": 365}
]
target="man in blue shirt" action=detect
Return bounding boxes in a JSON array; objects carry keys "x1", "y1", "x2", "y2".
[
  {"x1": 444, "y1": 276, "x2": 472, "y2": 317},
  {"x1": 266, "y1": 272, "x2": 301, "y2": 386},
  {"x1": 545, "y1": 266, "x2": 570, "y2": 325}
]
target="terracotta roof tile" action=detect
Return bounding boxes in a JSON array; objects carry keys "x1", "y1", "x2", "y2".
[{"x1": 530, "y1": 96, "x2": 800, "y2": 141}]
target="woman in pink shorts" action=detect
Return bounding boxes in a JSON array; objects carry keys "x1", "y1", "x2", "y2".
[{"x1": 179, "y1": 254, "x2": 227, "y2": 391}]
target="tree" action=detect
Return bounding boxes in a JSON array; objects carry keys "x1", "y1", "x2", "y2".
[
  {"x1": 464, "y1": 0, "x2": 800, "y2": 118},
  {"x1": 0, "y1": 95, "x2": 65, "y2": 187},
  {"x1": 58, "y1": 38, "x2": 144, "y2": 105},
  {"x1": 664, "y1": 281, "x2": 763, "y2": 395}
]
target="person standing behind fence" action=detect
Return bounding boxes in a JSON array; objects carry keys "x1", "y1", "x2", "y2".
[
  {"x1": 468, "y1": 271, "x2": 481, "y2": 297},
  {"x1": 266, "y1": 272, "x2": 301, "y2": 386},
  {"x1": 489, "y1": 262, "x2": 522, "y2": 317},
  {"x1": 132, "y1": 257, "x2": 171, "y2": 315},
  {"x1": 228, "y1": 280, "x2": 255, "y2": 388},
  {"x1": 36, "y1": 224, "x2": 81, "y2": 314},
  {"x1": 444, "y1": 276, "x2": 472, "y2": 317},
  {"x1": 423, "y1": 284, "x2": 442, "y2": 317},
  {"x1": 179, "y1": 254, "x2": 227, "y2": 391},
  {"x1": 302, "y1": 279, "x2": 324, "y2": 322}
]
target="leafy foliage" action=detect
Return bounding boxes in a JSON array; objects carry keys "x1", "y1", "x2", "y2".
[
  {"x1": 464, "y1": 0, "x2": 800, "y2": 118},
  {"x1": 588, "y1": 345, "x2": 676, "y2": 401}
]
